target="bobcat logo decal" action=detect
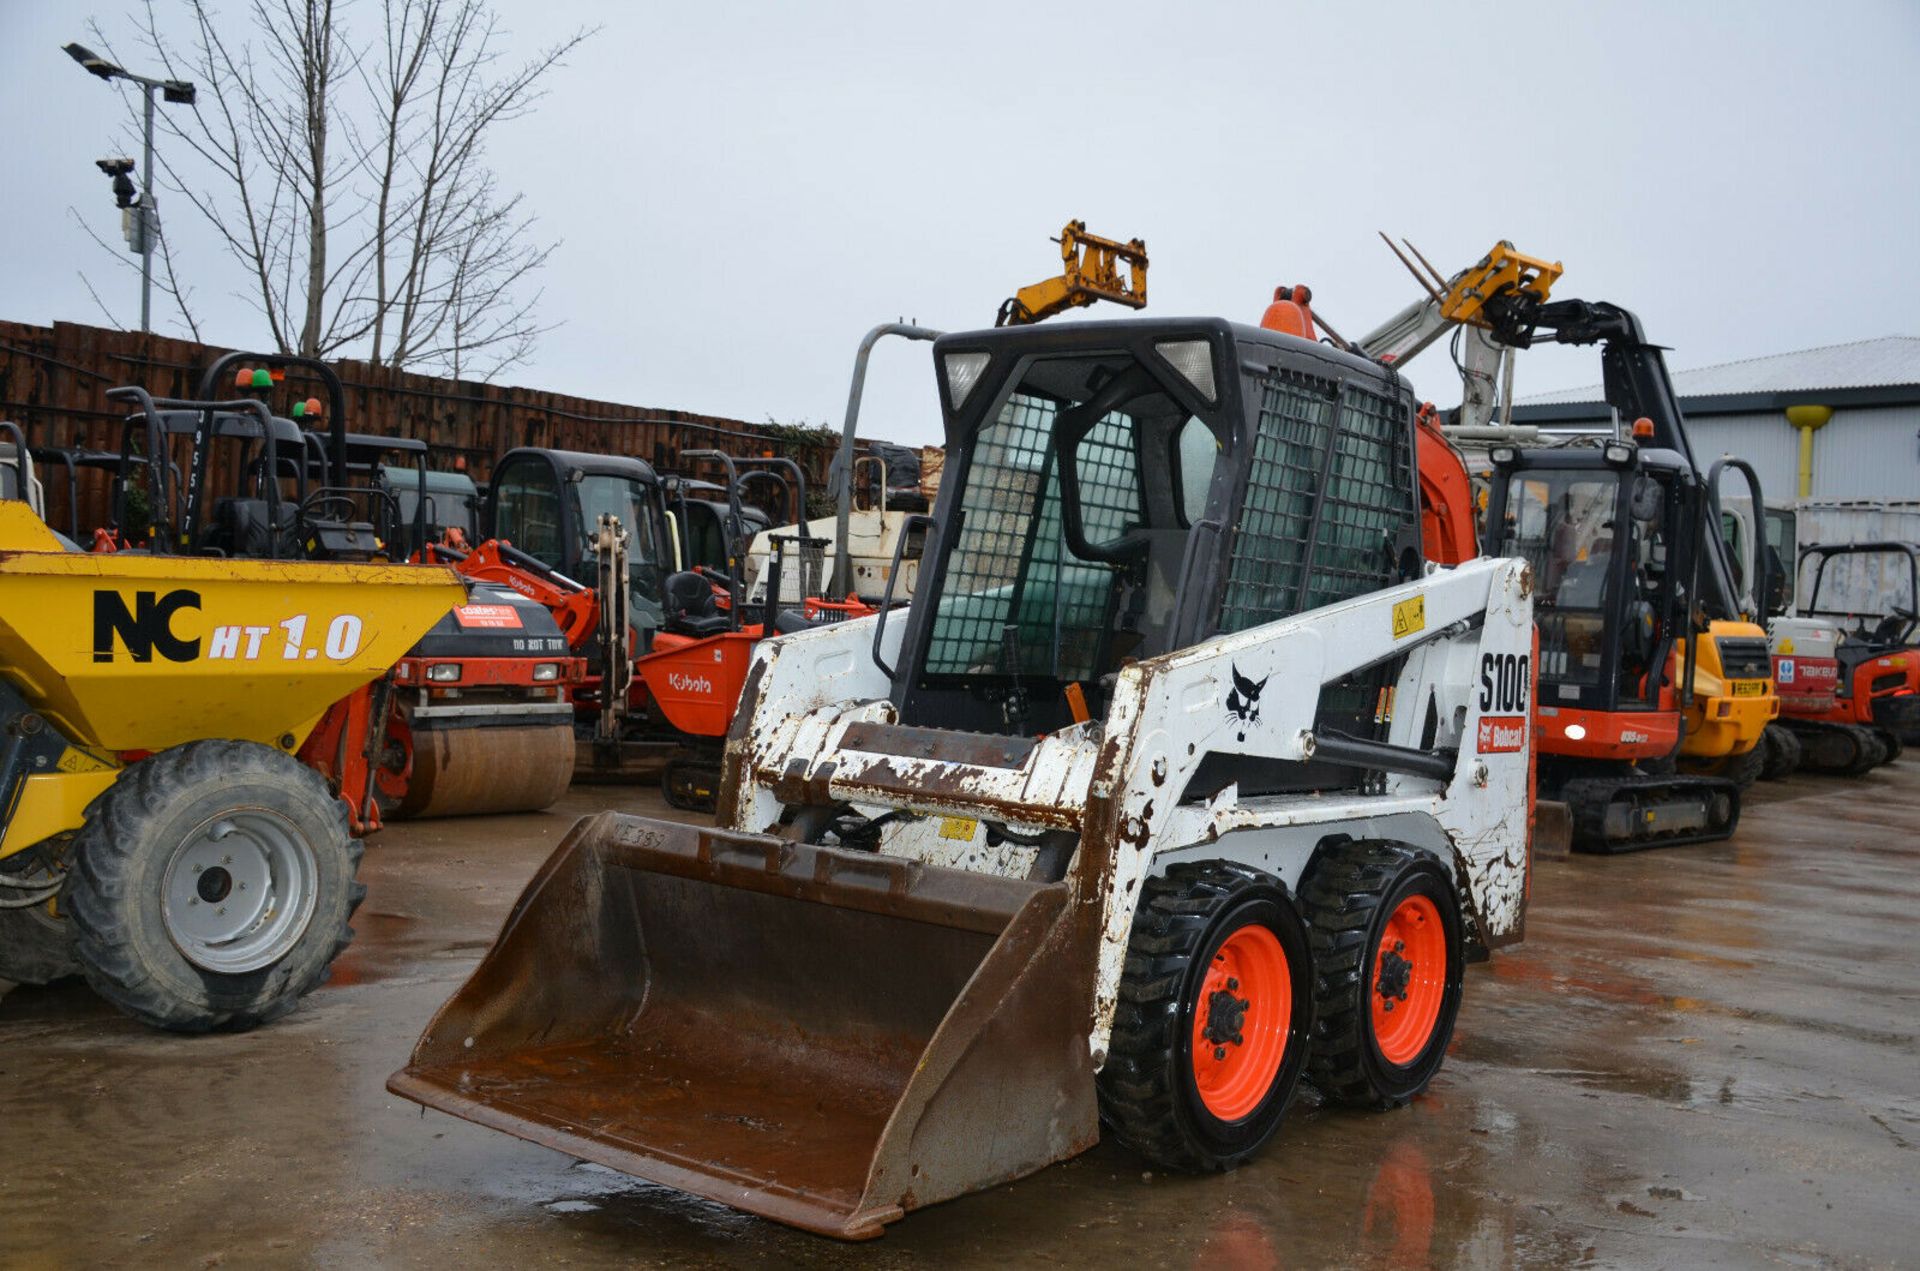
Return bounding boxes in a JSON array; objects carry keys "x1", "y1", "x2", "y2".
[{"x1": 1226, "y1": 663, "x2": 1267, "y2": 740}]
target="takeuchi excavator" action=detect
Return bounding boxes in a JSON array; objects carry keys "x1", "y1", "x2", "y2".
[
  {"x1": 1320, "y1": 241, "x2": 1778, "y2": 850},
  {"x1": 393, "y1": 311, "x2": 1537, "y2": 1239}
]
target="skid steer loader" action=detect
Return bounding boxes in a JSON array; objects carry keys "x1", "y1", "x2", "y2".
[{"x1": 392, "y1": 317, "x2": 1535, "y2": 1238}]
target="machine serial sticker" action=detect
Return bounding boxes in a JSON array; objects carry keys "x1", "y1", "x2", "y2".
[
  {"x1": 938, "y1": 816, "x2": 978, "y2": 841},
  {"x1": 1475, "y1": 715, "x2": 1527, "y2": 753},
  {"x1": 1391, "y1": 595, "x2": 1426, "y2": 639},
  {"x1": 1730, "y1": 681, "x2": 1767, "y2": 697},
  {"x1": 454, "y1": 604, "x2": 523, "y2": 629}
]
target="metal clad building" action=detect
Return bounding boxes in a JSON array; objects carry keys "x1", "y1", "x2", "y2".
[{"x1": 1512, "y1": 336, "x2": 1920, "y2": 502}]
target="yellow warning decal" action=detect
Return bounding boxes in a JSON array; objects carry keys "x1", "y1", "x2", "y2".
[
  {"x1": 56, "y1": 747, "x2": 115, "y2": 774},
  {"x1": 1777, "y1": 637, "x2": 1795, "y2": 655},
  {"x1": 1392, "y1": 595, "x2": 1426, "y2": 640},
  {"x1": 938, "y1": 816, "x2": 978, "y2": 842}
]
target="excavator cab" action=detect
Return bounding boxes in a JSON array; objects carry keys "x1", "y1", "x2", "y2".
[
  {"x1": 1486, "y1": 437, "x2": 1775, "y2": 849},
  {"x1": 485, "y1": 448, "x2": 674, "y2": 642},
  {"x1": 1488, "y1": 441, "x2": 1698, "y2": 722}
]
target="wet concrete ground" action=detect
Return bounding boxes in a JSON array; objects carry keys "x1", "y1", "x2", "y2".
[{"x1": 4, "y1": 765, "x2": 1917, "y2": 1269}]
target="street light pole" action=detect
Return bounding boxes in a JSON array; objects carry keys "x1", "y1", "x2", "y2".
[
  {"x1": 62, "y1": 42, "x2": 195, "y2": 335},
  {"x1": 139, "y1": 83, "x2": 156, "y2": 333}
]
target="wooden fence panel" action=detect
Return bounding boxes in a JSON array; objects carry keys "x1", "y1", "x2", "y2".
[{"x1": 0, "y1": 319, "x2": 841, "y2": 540}]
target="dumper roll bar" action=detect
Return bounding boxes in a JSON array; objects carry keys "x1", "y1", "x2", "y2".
[{"x1": 197, "y1": 351, "x2": 350, "y2": 533}]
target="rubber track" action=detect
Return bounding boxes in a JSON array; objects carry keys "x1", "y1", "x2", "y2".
[
  {"x1": 1097, "y1": 861, "x2": 1294, "y2": 1172},
  {"x1": 1561, "y1": 774, "x2": 1742, "y2": 853},
  {"x1": 63, "y1": 740, "x2": 363, "y2": 1032},
  {"x1": 1760, "y1": 724, "x2": 1802, "y2": 781}
]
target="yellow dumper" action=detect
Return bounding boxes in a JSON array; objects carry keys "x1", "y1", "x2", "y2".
[{"x1": 0, "y1": 501, "x2": 462, "y2": 1029}]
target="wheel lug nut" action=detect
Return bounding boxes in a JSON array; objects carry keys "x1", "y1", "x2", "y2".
[
  {"x1": 1226, "y1": 977, "x2": 1239, "y2": 991},
  {"x1": 1214, "y1": 1047, "x2": 1226, "y2": 1061}
]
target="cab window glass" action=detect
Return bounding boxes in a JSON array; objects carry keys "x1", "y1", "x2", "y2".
[
  {"x1": 1173, "y1": 416, "x2": 1217, "y2": 525},
  {"x1": 493, "y1": 463, "x2": 564, "y2": 567}
]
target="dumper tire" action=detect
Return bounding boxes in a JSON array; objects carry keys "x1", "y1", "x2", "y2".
[
  {"x1": 0, "y1": 859, "x2": 80, "y2": 986},
  {"x1": 64, "y1": 740, "x2": 363, "y2": 1033},
  {"x1": 1300, "y1": 840, "x2": 1463, "y2": 1110},
  {"x1": 1760, "y1": 724, "x2": 1801, "y2": 780},
  {"x1": 1098, "y1": 861, "x2": 1312, "y2": 1172}
]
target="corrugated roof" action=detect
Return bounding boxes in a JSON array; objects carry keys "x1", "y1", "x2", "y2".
[{"x1": 1518, "y1": 335, "x2": 1920, "y2": 406}]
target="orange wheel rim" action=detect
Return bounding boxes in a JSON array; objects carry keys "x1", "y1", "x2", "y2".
[
  {"x1": 1371, "y1": 894, "x2": 1446, "y2": 1066},
  {"x1": 1191, "y1": 923, "x2": 1292, "y2": 1121}
]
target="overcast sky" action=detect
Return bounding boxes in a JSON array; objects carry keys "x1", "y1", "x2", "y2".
[{"x1": 4, "y1": 1, "x2": 1916, "y2": 448}]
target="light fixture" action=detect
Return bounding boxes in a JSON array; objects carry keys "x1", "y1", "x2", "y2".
[
  {"x1": 942, "y1": 352, "x2": 990, "y2": 409},
  {"x1": 1154, "y1": 339, "x2": 1216, "y2": 404}
]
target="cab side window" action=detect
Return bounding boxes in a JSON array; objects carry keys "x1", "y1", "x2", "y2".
[{"x1": 492, "y1": 461, "x2": 565, "y2": 568}]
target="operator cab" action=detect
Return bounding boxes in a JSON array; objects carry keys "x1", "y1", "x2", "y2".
[
  {"x1": 1800, "y1": 541, "x2": 1920, "y2": 650},
  {"x1": 380, "y1": 464, "x2": 481, "y2": 547},
  {"x1": 893, "y1": 317, "x2": 1423, "y2": 767},
  {"x1": 1487, "y1": 442, "x2": 1700, "y2": 713},
  {"x1": 669, "y1": 477, "x2": 772, "y2": 577},
  {"x1": 486, "y1": 448, "x2": 672, "y2": 643}
]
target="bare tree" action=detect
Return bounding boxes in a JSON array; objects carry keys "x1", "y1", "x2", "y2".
[{"x1": 88, "y1": 0, "x2": 590, "y2": 379}]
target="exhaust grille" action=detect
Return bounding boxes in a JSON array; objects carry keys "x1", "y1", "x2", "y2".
[{"x1": 1715, "y1": 637, "x2": 1772, "y2": 681}]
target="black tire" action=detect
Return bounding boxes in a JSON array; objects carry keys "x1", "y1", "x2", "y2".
[
  {"x1": 1098, "y1": 861, "x2": 1312, "y2": 1172},
  {"x1": 1299, "y1": 840, "x2": 1464, "y2": 1110},
  {"x1": 0, "y1": 877, "x2": 80, "y2": 986},
  {"x1": 1760, "y1": 724, "x2": 1801, "y2": 781},
  {"x1": 64, "y1": 740, "x2": 363, "y2": 1033}
]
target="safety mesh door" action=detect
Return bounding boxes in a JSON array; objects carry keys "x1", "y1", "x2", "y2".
[
  {"x1": 924, "y1": 394, "x2": 1140, "y2": 680},
  {"x1": 1219, "y1": 371, "x2": 1414, "y2": 630}
]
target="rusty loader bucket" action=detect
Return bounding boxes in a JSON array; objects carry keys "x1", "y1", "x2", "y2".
[{"x1": 388, "y1": 812, "x2": 1099, "y2": 1239}]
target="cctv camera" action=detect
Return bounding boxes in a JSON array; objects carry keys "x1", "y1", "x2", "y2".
[{"x1": 96, "y1": 157, "x2": 134, "y2": 177}]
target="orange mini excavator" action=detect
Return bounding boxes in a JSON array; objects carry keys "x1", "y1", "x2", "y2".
[{"x1": 1270, "y1": 245, "x2": 1778, "y2": 851}]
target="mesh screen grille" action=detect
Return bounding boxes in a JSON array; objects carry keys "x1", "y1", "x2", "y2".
[
  {"x1": 924, "y1": 394, "x2": 1140, "y2": 679},
  {"x1": 1217, "y1": 369, "x2": 1415, "y2": 730},
  {"x1": 1219, "y1": 370, "x2": 1413, "y2": 631}
]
